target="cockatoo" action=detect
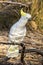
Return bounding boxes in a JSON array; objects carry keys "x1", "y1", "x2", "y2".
[{"x1": 6, "y1": 9, "x2": 31, "y2": 58}]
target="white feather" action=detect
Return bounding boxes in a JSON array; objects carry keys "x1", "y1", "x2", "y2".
[{"x1": 6, "y1": 13, "x2": 31, "y2": 58}]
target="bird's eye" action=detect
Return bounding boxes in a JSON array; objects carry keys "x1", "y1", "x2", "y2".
[{"x1": 28, "y1": 18, "x2": 31, "y2": 21}]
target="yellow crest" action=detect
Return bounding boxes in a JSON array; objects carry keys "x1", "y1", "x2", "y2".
[{"x1": 20, "y1": 9, "x2": 26, "y2": 16}]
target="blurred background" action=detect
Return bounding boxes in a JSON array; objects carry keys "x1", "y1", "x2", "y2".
[
  {"x1": 0, "y1": 0, "x2": 43, "y2": 34},
  {"x1": 0, "y1": 0, "x2": 43, "y2": 65}
]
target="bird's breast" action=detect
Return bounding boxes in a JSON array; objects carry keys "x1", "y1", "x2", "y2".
[{"x1": 9, "y1": 27, "x2": 26, "y2": 43}]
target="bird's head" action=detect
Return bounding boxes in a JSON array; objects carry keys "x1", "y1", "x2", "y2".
[{"x1": 20, "y1": 9, "x2": 31, "y2": 20}]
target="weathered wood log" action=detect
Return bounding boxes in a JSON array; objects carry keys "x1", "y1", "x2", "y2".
[
  {"x1": 0, "y1": 1, "x2": 32, "y2": 7},
  {"x1": 0, "y1": 1, "x2": 32, "y2": 30},
  {"x1": 0, "y1": 4, "x2": 20, "y2": 29},
  {"x1": 0, "y1": 1, "x2": 32, "y2": 16},
  {"x1": 0, "y1": 42, "x2": 43, "y2": 56}
]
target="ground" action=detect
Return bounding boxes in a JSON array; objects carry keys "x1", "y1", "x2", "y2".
[{"x1": 0, "y1": 30, "x2": 43, "y2": 65}]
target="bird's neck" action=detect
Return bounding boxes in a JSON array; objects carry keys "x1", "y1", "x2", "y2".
[{"x1": 17, "y1": 16, "x2": 28, "y2": 28}]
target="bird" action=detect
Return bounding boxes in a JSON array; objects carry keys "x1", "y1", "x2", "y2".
[{"x1": 6, "y1": 9, "x2": 32, "y2": 58}]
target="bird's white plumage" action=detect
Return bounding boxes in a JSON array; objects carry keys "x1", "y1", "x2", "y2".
[
  {"x1": 9, "y1": 27, "x2": 26, "y2": 43},
  {"x1": 6, "y1": 11, "x2": 31, "y2": 58},
  {"x1": 9, "y1": 16, "x2": 27, "y2": 43}
]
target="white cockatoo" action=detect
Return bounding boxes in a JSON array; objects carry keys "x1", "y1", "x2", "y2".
[{"x1": 6, "y1": 9, "x2": 31, "y2": 58}]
